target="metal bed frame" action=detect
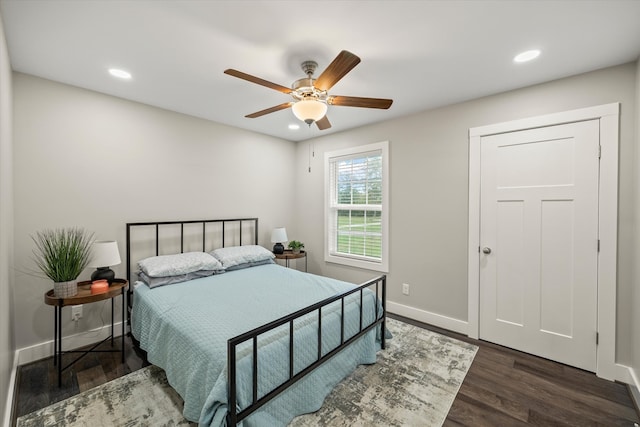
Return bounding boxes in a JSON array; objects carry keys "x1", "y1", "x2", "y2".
[
  {"x1": 125, "y1": 218, "x2": 386, "y2": 426},
  {"x1": 125, "y1": 217, "x2": 259, "y2": 322}
]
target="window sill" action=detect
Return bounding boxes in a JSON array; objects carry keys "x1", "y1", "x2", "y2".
[{"x1": 325, "y1": 253, "x2": 388, "y2": 273}]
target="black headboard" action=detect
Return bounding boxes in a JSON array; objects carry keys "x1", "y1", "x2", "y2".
[{"x1": 125, "y1": 218, "x2": 259, "y2": 319}]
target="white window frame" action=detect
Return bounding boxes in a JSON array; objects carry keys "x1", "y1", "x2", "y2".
[{"x1": 324, "y1": 141, "x2": 389, "y2": 272}]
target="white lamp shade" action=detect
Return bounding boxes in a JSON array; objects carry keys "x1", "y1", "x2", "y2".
[
  {"x1": 89, "y1": 241, "x2": 121, "y2": 267},
  {"x1": 271, "y1": 228, "x2": 288, "y2": 243},
  {"x1": 292, "y1": 99, "x2": 327, "y2": 123}
]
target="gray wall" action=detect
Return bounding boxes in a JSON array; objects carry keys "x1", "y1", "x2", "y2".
[
  {"x1": 634, "y1": 56, "x2": 640, "y2": 386},
  {"x1": 0, "y1": 10, "x2": 15, "y2": 424},
  {"x1": 11, "y1": 73, "x2": 297, "y2": 352},
  {"x1": 294, "y1": 62, "x2": 638, "y2": 366}
]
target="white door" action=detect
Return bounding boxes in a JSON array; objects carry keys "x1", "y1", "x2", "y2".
[{"x1": 479, "y1": 120, "x2": 599, "y2": 371}]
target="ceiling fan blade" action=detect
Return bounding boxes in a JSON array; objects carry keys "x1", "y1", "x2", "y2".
[
  {"x1": 245, "y1": 102, "x2": 293, "y2": 118},
  {"x1": 316, "y1": 115, "x2": 331, "y2": 130},
  {"x1": 224, "y1": 69, "x2": 292, "y2": 94},
  {"x1": 314, "y1": 51, "x2": 361, "y2": 91},
  {"x1": 329, "y1": 96, "x2": 393, "y2": 109}
]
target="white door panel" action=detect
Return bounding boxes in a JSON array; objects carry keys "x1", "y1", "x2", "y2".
[
  {"x1": 494, "y1": 200, "x2": 525, "y2": 326},
  {"x1": 480, "y1": 120, "x2": 599, "y2": 371}
]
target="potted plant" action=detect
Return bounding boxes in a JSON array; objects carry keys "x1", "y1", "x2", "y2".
[
  {"x1": 32, "y1": 227, "x2": 94, "y2": 297},
  {"x1": 288, "y1": 240, "x2": 305, "y2": 254}
]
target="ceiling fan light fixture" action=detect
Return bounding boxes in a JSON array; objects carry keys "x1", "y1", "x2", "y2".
[
  {"x1": 292, "y1": 98, "x2": 327, "y2": 125},
  {"x1": 225, "y1": 50, "x2": 391, "y2": 131}
]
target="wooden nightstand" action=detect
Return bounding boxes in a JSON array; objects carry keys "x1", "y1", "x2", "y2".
[
  {"x1": 274, "y1": 250, "x2": 307, "y2": 272},
  {"x1": 44, "y1": 278, "x2": 128, "y2": 387}
]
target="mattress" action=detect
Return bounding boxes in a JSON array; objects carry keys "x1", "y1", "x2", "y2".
[{"x1": 131, "y1": 263, "x2": 383, "y2": 426}]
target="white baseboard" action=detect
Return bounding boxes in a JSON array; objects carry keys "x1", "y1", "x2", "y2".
[
  {"x1": 628, "y1": 367, "x2": 640, "y2": 414},
  {"x1": 3, "y1": 350, "x2": 18, "y2": 427},
  {"x1": 17, "y1": 321, "x2": 125, "y2": 366},
  {"x1": 387, "y1": 301, "x2": 469, "y2": 335}
]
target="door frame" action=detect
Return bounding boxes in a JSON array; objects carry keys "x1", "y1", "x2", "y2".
[{"x1": 468, "y1": 103, "x2": 622, "y2": 381}]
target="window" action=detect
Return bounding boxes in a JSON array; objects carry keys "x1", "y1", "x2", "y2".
[{"x1": 325, "y1": 141, "x2": 389, "y2": 272}]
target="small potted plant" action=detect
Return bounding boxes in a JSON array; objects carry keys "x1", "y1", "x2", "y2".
[
  {"x1": 288, "y1": 240, "x2": 305, "y2": 254},
  {"x1": 32, "y1": 227, "x2": 94, "y2": 297}
]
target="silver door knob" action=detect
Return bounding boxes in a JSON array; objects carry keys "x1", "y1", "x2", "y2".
[{"x1": 482, "y1": 247, "x2": 492, "y2": 254}]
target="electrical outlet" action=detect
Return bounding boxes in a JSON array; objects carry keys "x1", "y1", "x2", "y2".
[
  {"x1": 402, "y1": 283, "x2": 410, "y2": 295},
  {"x1": 71, "y1": 304, "x2": 82, "y2": 321}
]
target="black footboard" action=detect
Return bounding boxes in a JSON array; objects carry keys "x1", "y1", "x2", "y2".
[{"x1": 227, "y1": 275, "x2": 386, "y2": 425}]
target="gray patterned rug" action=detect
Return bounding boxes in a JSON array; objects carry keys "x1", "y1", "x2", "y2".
[{"x1": 17, "y1": 318, "x2": 477, "y2": 426}]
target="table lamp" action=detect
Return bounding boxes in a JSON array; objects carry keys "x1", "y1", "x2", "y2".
[
  {"x1": 89, "y1": 241, "x2": 121, "y2": 284},
  {"x1": 271, "y1": 228, "x2": 288, "y2": 254}
]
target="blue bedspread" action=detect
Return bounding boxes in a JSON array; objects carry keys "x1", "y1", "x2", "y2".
[{"x1": 131, "y1": 264, "x2": 383, "y2": 426}]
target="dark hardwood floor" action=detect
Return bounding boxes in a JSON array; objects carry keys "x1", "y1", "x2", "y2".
[
  {"x1": 11, "y1": 314, "x2": 640, "y2": 426},
  {"x1": 11, "y1": 338, "x2": 148, "y2": 426},
  {"x1": 393, "y1": 314, "x2": 639, "y2": 427}
]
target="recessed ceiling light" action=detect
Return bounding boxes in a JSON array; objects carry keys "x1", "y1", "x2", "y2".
[
  {"x1": 288, "y1": 124, "x2": 300, "y2": 130},
  {"x1": 108, "y1": 68, "x2": 132, "y2": 79},
  {"x1": 514, "y1": 50, "x2": 541, "y2": 63}
]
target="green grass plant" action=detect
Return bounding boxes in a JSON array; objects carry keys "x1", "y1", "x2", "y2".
[{"x1": 32, "y1": 228, "x2": 94, "y2": 282}]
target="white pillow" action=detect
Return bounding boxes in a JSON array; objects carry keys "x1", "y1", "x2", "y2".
[
  {"x1": 210, "y1": 245, "x2": 274, "y2": 269},
  {"x1": 138, "y1": 252, "x2": 223, "y2": 277},
  {"x1": 138, "y1": 270, "x2": 219, "y2": 288}
]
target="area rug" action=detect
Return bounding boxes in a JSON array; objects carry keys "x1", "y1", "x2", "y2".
[
  {"x1": 17, "y1": 318, "x2": 477, "y2": 427},
  {"x1": 290, "y1": 318, "x2": 478, "y2": 426}
]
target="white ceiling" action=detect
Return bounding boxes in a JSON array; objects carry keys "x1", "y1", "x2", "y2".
[{"x1": 1, "y1": 0, "x2": 640, "y2": 142}]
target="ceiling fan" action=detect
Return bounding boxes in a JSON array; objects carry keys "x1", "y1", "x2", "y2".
[{"x1": 224, "y1": 50, "x2": 393, "y2": 130}]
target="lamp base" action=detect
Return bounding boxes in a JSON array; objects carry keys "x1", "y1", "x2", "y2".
[
  {"x1": 91, "y1": 267, "x2": 115, "y2": 284},
  {"x1": 273, "y1": 243, "x2": 284, "y2": 255}
]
